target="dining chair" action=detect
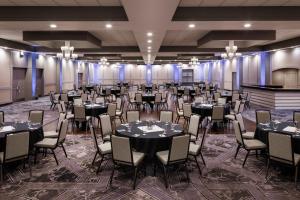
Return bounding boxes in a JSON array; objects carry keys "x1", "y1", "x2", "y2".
[
  {"x1": 81, "y1": 93, "x2": 88, "y2": 102},
  {"x1": 99, "y1": 114, "x2": 113, "y2": 142},
  {"x1": 159, "y1": 110, "x2": 173, "y2": 123},
  {"x1": 43, "y1": 112, "x2": 66, "y2": 138},
  {"x1": 217, "y1": 98, "x2": 226, "y2": 105},
  {"x1": 49, "y1": 92, "x2": 59, "y2": 110},
  {"x1": 154, "y1": 93, "x2": 163, "y2": 110},
  {"x1": 256, "y1": 110, "x2": 271, "y2": 124},
  {"x1": 73, "y1": 105, "x2": 91, "y2": 133},
  {"x1": 194, "y1": 96, "x2": 204, "y2": 104},
  {"x1": 213, "y1": 92, "x2": 221, "y2": 101},
  {"x1": 0, "y1": 111, "x2": 4, "y2": 124},
  {"x1": 34, "y1": 119, "x2": 69, "y2": 165},
  {"x1": 155, "y1": 134, "x2": 190, "y2": 188},
  {"x1": 225, "y1": 100, "x2": 241, "y2": 123},
  {"x1": 107, "y1": 103, "x2": 117, "y2": 126},
  {"x1": 293, "y1": 111, "x2": 300, "y2": 124},
  {"x1": 183, "y1": 88, "x2": 190, "y2": 101},
  {"x1": 90, "y1": 124, "x2": 111, "y2": 174},
  {"x1": 105, "y1": 88, "x2": 112, "y2": 101},
  {"x1": 235, "y1": 113, "x2": 255, "y2": 139},
  {"x1": 188, "y1": 126, "x2": 208, "y2": 175},
  {"x1": 187, "y1": 114, "x2": 200, "y2": 142},
  {"x1": 60, "y1": 101, "x2": 74, "y2": 121},
  {"x1": 115, "y1": 97, "x2": 125, "y2": 123},
  {"x1": 233, "y1": 120, "x2": 266, "y2": 167},
  {"x1": 60, "y1": 93, "x2": 69, "y2": 107},
  {"x1": 266, "y1": 132, "x2": 300, "y2": 184},
  {"x1": 208, "y1": 105, "x2": 225, "y2": 129},
  {"x1": 175, "y1": 98, "x2": 184, "y2": 123},
  {"x1": 135, "y1": 93, "x2": 143, "y2": 110},
  {"x1": 231, "y1": 93, "x2": 240, "y2": 104},
  {"x1": 126, "y1": 110, "x2": 140, "y2": 123},
  {"x1": 95, "y1": 96, "x2": 105, "y2": 104},
  {"x1": 161, "y1": 90, "x2": 169, "y2": 110},
  {"x1": 73, "y1": 98, "x2": 83, "y2": 106},
  {"x1": 183, "y1": 103, "x2": 192, "y2": 128},
  {"x1": 28, "y1": 110, "x2": 44, "y2": 124},
  {"x1": 109, "y1": 135, "x2": 145, "y2": 189},
  {"x1": 0, "y1": 131, "x2": 31, "y2": 182}
]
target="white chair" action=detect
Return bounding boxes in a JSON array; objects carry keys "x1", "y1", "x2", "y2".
[
  {"x1": 182, "y1": 103, "x2": 192, "y2": 128},
  {"x1": 233, "y1": 120, "x2": 266, "y2": 167},
  {"x1": 0, "y1": 131, "x2": 30, "y2": 181},
  {"x1": 217, "y1": 98, "x2": 226, "y2": 105},
  {"x1": 235, "y1": 113, "x2": 255, "y2": 139},
  {"x1": 109, "y1": 135, "x2": 145, "y2": 189},
  {"x1": 43, "y1": 113, "x2": 66, "y2": 138},
  {"x1": 90, "y1": 124, "x2": 111, "y2": 174},
  {"x1": 159, "y1": 110, "x2": 173, "y2": 123},
  {"x1": 73, "y1": 98, "x2": 83, "y2": 106},
  {"x1": 208, "y1": 106, "x2": 225, "y2": 129},
  {"x1": 50, "y1": 92, "x2": 59, "y2": 110},
  {"x1": 256, "y1": 110, "x2": 271, "y2": 124},
  {"x1": 187, "y1": 114, "x2": 200, "y2": 142},
  {"x1": 29, "y1": 110, "x2": 44, "y2": 124},
  {"x1": 95, "y1": 96, "x2": 105, "y2": 104},
  {"x1": 60, "y1": 101, "x2": 74, "y2": 120},
  {"x1": 194, "y1": 96, "x2": 204, "y2": 104},
  {"x1": 99, "y1": 114, "x2": 113, "y2": 142},
  {"x1": 115, "y1": 97, "x2": 125, "y2": 123},
  {"x1": 225, "y1": 100, "x2": 241, "y2": 121},
  {"x1": 154, "y1": 93, "x2": 162, "y2": 110},
  {"x1": 155, "y1": 134, "x2": 190, "y2": 188},
  {"x1": 73, "y1": 105, "x2": 91, "y2": 133},
  {"x1": 293, "y1": 111, "x2": 300, "y2": 124},
  {"x1": 175, "y1": 98, "x2": 184, "y2": 123},
  {"x1": 34, "y1": 119, "x2": 69, "y2": 165},
  {"x1": 127, "y1": 110, "x2": 140, "y2": 123},
  {"x1": 266, "y1": 132, "x2": 300, "y2": 184},
  {"x1": 81, "y1": 93, "x2": 88, "y2": 102}
]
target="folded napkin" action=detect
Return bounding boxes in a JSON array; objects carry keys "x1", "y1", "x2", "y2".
[
  {"x1": 0, "y1": 126, "x2": 15, "y2": 132},
  {"x1": 138, "y1": 125, "x2": 164, "y2": 133},
  {"x1": 283, "y1": 126, "x2": 297, "y2": 133}
]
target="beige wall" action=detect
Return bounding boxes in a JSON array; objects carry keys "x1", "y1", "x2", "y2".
[
  {"x1": 99, "y1": 64, "x2": 120, "y2": 85},
  {"x1": 242, "y1": 54, "x2": 260, "y2": 86},
  {"x1": 152, "y1": 64, "x2": 174, "y2": 84},
  {"x1": 61, "y1": 59, "x2": 75, "y2": 90},
  {"x1": 0, "y1": 49, "x2": 12, "y2": 104}
]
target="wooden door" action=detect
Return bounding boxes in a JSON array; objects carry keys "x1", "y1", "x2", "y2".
[{"x1": 12, "y1": 68, "x2": 26, "y2": 101}]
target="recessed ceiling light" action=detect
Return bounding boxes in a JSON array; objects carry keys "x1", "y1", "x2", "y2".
[
  {"x1": 189, "y1": 24, "x2": 195, "y2": 28},
  {"x1": 148, "y1": 46, "x2": 152, "y2": 50},
  {"x1": 244, "y1": 23, "x2": 252, "y2": 28},
  {"x1": 147, "y1": 40, "x2": 152, "y2": 43},
  {"x1": 106, "y1": 24, "x2": 112, "y2": 28},
  {"x1": 50, "y1": 24, "x2": 57, "y2": 28},
  {"x1": 147, "y1": 32, "x2": 153, "y2": 37}
]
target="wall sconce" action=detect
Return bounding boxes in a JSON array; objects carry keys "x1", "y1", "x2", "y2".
[{"x1": 19, "y1": 51, "x2": 24, "y2": 57}]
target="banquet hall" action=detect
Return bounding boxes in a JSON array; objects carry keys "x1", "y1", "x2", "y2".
[{"x1": 1, "y1": 0, "x2": 300, "y2": 199}]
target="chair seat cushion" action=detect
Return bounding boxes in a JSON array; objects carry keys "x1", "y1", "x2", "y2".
[
  {"x1": 242, "y1": 131, "x2": 255, "y2": 139},
  {"x1": 190, "y1": 135, "x2": 197, "y2": 142},
  {"x1": 35, "y1": 138, "x2": 57, "y2": 148},
  {"x1": 189, "y1": 143, "x2": 200, "y2": 156},
  {"x1": 132, "y1": 151, "x2": 145, "y2": 166},
  {"x1": 156, "y1": 150, "x2": 169, "y2": 165},
  {"x1": 98, "y1": 142, "x2": 112, "y2": 154},
  {"x1": 244, "y1": 139, "x2": 266, "y2": 150},
  {"x1": 66, "y1": 113, "x2": 74, "y2": 119},
  {"x1": 103, "y1": 135, "x2": 111, "y2": 142},
  {"x1": 225, "y1": 114, "x2": 235, "y2": 120},
  {"x1": 177, "y1": 110, "x2": 183, "y2": 116},
  {"x1": 116, "y1": 111, "x2": 122, "y2": 116},
  {"x1": 44, "y1": 131, "x2": 59, "y2": 138}
]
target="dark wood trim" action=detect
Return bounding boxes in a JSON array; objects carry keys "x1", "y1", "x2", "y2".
[
  {"x1": 173, "y1": 6, "x2": 300, "y2": 21},
  {"x1": 23, "y1": 31, "x2": 102, "y2": 47},
  {"x1": 0, "y1": 6, "x2": 128, "y2": 21},
  {"x1": 177, "y1": 53, "x2": 215, "y2": 58},
  {"x1": 0, "y1": 38, "x2": 34, "y2": 51},
  {"x1": 159, "y1": 46, "x2": 262, "y2": 53},
  {"x1": 261, "y1": 36, "x2": 300, "y2": 51},
  {"x1": 197, "y1": 30, "x2": 276, "y2": 47},
  {"x1": 35, "y1": 46, "x2": 140, "y2": 53}
]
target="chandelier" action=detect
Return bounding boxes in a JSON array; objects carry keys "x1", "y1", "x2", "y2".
[
  {"x1": 177, "y1": 62, "x2": 183, "y2": 68},
  {"x1": 221, "y1": 40, "x2": 242, "y2": 59},
  {"x1": 189, "y1": 57, "x2": 200, "y2": 66},
  {"x1": 99, "y1": 57, "x2": 110, "y2": 66},
  {"x1": 57, "y1": 41, "x2": 78, "y2": 60}
]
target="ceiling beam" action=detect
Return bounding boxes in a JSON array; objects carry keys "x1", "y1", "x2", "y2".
[
  {"x1": 173, "y1": 6, "x2": 300, "y2": 21},
  {"x1": 0, "y1": 38, "x2": 34, "y2": 51},
  {"x1": 0, "y1": 6, "x2": 128, "y2": 21},
  {"x1": 261, "y1": 36, "x2": 300, "y2": 51},
  {"x1": 159, "y1": 46, "x2": 262, "y2": 53},
  {"x1": 35, "y1": 46, "x2": 140, "y2": 53},
  {"x1": 23, "y1": 31, "x2": 102, "y2": 47},
  {"x1": 197, "y1": 30, "x2": 276, "y2": 47}
]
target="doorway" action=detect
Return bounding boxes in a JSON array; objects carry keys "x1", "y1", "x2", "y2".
[
  {"x1": 36, "y1": 68, "x2": 44, "y2": 97},
  {"x1": 12, "y1": 68, "x2": 27, "y2": 102}
]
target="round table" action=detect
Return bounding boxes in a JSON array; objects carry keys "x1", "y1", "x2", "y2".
[
  {"x1": 0, "y1": 122, "x2": 43, "y2": 151},
  {"x1": 255, "y1": 121, "x2": 300, "y2": 153},
  {"x1": 221, "y1": 92, "x2": 232, "y2": 102},
  {"x1": 84, "y1": 103, "x2": 108, "y2": 117},
  {"x1": 191, "y1": 103, "x2": 230, "y2": 119},
  {"x1": 116, "y1": 121, "x2": 183, "y2": 157},
  {"x1": 66, "y1": 91, "x2": 81, "y2": 102}
]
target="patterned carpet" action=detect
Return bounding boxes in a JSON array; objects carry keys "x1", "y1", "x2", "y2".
[{"x1": 1, "y1": 97, "x2": 300, "y2": 199}]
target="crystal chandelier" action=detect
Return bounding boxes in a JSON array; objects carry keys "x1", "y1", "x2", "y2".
[
  {"x1": 221, "y1": 40, "x2": 242, "y2": 59},
  {"x1": 57, "y1": 41, "x2": 78, "y2": 60},
  {"x1": 99, "y1": 57, "x2": 110, "y2": 66},
  {"x1": 189, "y1": 57, "x2": 200, "y2": 66}
]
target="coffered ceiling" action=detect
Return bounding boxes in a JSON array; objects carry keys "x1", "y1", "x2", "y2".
[{"x1": 0, "y1": 0, "x2": 300, "y2": 64}]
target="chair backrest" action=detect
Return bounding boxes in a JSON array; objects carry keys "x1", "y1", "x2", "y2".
[
  {"x1": 188, "y1": 114, "x2": 200, "y2": 136},
  {"x1": 74, "y1": 105, "x2": 86, "y2": 120},
  {"x1": 214, "y1": 92, "x2": 221, "y2": 101},
  {"x1": 235, "y1": 113, "x2": 245, "y2": 132},
  {"x1": 56, "y1": 112, "x2": 66, "y2": 132},
  {"x1": 234, "y1": 100, "x2": 241, "y2": 113},
  {"x1": 127, "y1": 110, "x2": 140, "y2": 123},
  {"x1": 81, "y1": 93, "x2": 88, "y2": 102},
  {"x1": 238, "y1": 102, "x2": 245, "y2": 113},
  {"x1": 116, "y1": 97, "x2": 123, "y2": 110},
  {"x1": 90, "y1": 124, "x2": 99, "y2": 150},
  {"x1": 182, "y1": 103, "x2": 192, "y2": 118},
  {"x1": 168, "y1": 135, "x2": 190, "y2": 164},
  {"x1": 100, "y1": 114, "x2": 112, "y2": 137},
  {"x1": 135, "y1": 93, "x2": 142, "y2": 103},
  {"x1": 194, "y1": 96, "x2": 204, "y2": 103},
  {"x1": 184, "y1": 88, "x2": 190, "y2": 95},
  {"x1": 58, "y1": 119, "x2": 68, "y2": 143},
  {"x1": 0, "y1": 111, "x2": 4, "y2": 124},
  {"x1": 60, "y1": 101, "x2": 67, "y2": 113},
  {"x1": 95, "y1": 97, "x2": 105, "y2": 104},
  {"x1": 105, "y1": 88, "x2": 111, "y2": 95},
  {"x1": 256, "y1": 110, "x2": 271, "y2": 124},
  {"x1": 61, "y1": 93, "x2": 68, "y2": 102},
  {"x1": 232, "y1": 93, "x2": 240, "y2": 103},
  {"x1": 54, "y1": 94, "x2": 60, "y2": 101},
  {"x1": 293, "y1": 111, "x2": 300, "y2": 123},
  {"x1": 173, "y1": 87, "x2": 178, "y2": 95},
  {"x1": 111, "y1": 135, "x2": 133, "y2": 165},
  {"x1": 155, "y1": 93, "x2": 162, "y2": 103},
  {"x1": 5, "y1": 131, "x2": 29, "y2": 161},
  {"x1": 217, "y1": 98, "x2": 226, "y2": 105},
  {"x1": 107, "y1": 103, "x2": 117, "y2": 117},
  {"x1": 57, "y1": 103, "x2": 63, "y2": 113},
  {"x1": 159, "y1": 111, "x2": 173, "y2": 123},
  {"x1": 177, "y1": 98, "x2": 184, "y2": 110},
  {"x1": 233, "y1": 120, "x2": 243, "y2": 145},
  {"x1": 29, "y1": 110, "x2": 44, "y2": 124},
  {"x1": 73, "y1": 98, "x2": 83, "y2": 105},
  {"x1": 211, "y1": 106, "x2": 224, "y2": 121},
  {"x1": 268, "y1": 132, "x2": 293, "y2": 164}
]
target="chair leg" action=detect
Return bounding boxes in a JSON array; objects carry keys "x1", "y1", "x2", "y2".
[
  {"x1": 242, "y1": 150, "x2": 250, "y2": 167},
  {"x1": 133, "y1": 166, "x2": 138, "y2": 190},
  {"x1": 200, "y1": 153, "x2": 206, "y2": 166},
  {"x1": 234, "y1": 144, "x2": 241, "y2": 159},
  {"x1": 109, "y1": 164, "x2": 115, "y2": 186},
  {"x1": 184, "y1": 163, "x2": 190, "y2": 183},
  {"x1": 163, "y1": 165, "x2": 168, "y2": 188},
  {"x1": 28, "y1": 157, "x2": 32, "y2": 178},
  {"x1": 34, "y1": 147, "x2": 38, "y2": 164},
  {"x1": 52, "y1": 149, "x2": 59, "y2": 165},
  {"x1": 0, "y1": 164, "x2": 3, "y2": 182},
  {"x1": 61, "y1": 143, "x2": 68, "y2": 158},
  {"x1": 265, "y1": 158, "x2": 270, "y2": 179},
  {"x1": 96, "y1": 156, "x2": 104, "y2": 174},
  {"x1": 295, "y1": 165, "x2": 299, "y2": 185},
  {"x1": 92, "y1": 152, "x2": 98, "y2": 165},
  {"x1": 194, "y1": 155, "x2": 202, "y2": 176}
]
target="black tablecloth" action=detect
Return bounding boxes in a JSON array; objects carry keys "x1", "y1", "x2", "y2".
[
  {"x1": 142, "y1": 94, "x2": 155, "y2": 102},
  {"x1": 102, "y1": 89, "x2": 121, "y2": 95},
  {"x1": 178, "y1": 88, "x2": 196, "y2": 95},
  {"x1": 84, "y1": 103, "x2": 108, "y2": 117},
  {"x1": 116, "y1": 121, "x2": 183, "y2": 157},
  {"x1": 67, "y1": 92, "x2": 81, "y2": 102},
  {"x1": 0, "y1": 122, "x2": 43, "y2": 151},
  {"x1": 255, "y1": 121, "x2": 300, "y2": 153},
  {"x1": 221, "y1": 92, "x2": 232, "y2": 102}
]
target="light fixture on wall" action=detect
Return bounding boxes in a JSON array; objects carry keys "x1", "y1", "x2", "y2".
[
  {"x1": 177, "y1": 62, "x2": 183, "y2": 68},
  {"x1": 189, "y1": 57, "x2": 199, "y2": 66},
  {"x1": 57, "y1": 41, "x2": 78, "y2": 60},
  {"x1": 114, "y1": 62, "x2": 121, "y2": 68},
  {"x1": 221, "y1": 40, "x2": 242, "y2": 59},
  {"x1": 99, "y1": 57, "x2": 110, "y2": 66}
]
